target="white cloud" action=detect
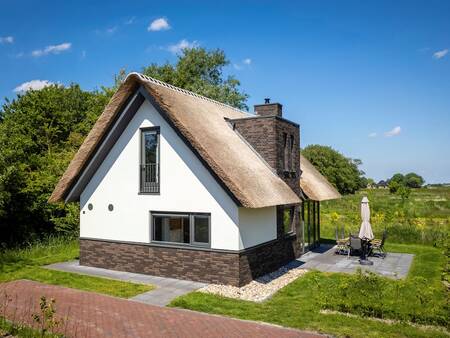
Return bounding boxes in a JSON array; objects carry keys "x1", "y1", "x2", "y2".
[
  {"x1": 148, "y1": 18, "x2": 170, "y2": 31},
  {"x1": 243, "y1": 58, "x2": 252, "y2": 65},
  {"x1": 14, "y1": 80, "x2": 54, "y2": 93},
  {"x1": 233, "y1": 63, "x2": 242, "y2": 70},
  {"x1": 433, "y1": 49, "x2": 448, "y2": 59},
  {"x1": 81, "y1": 50, "x2": 87, "y2": 59},
  {"x1": 31, "y1": 42, "x2": 71, "y2": 57},
  {"x1": 368, "y1": 132, "x2": 377, "y2": 138},
  {"x1": 384, "y1": 126, "x2": 401, "y2": 137},
  {"x1": 106, "y1": 26, "x2": 118, "y2": 34},
  {"x1": 124, "y1": 16, "x2": 136, "y2": 25},
  {"x1": 167, "y1": 39, "x2": 198, "y2": 54},
  {"x1": 0, "y1": 36, "x2": 14, "y2": 44}
]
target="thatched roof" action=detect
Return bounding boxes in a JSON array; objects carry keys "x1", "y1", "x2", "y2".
[
  {"x1": 49, "y1": 73, "x2": 301, "y2": 208},
  {"x1": 299, "y1": 154, "x2": 341, "y2": 201}
]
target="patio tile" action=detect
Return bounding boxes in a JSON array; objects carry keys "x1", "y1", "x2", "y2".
[
  {"x1": 45, "y1": 260, "x2": 206, "y2": 306},
  {"x1": 297, "y1": 245, "x2": 413, "y2": 279}
]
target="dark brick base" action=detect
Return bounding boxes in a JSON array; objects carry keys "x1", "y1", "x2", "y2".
[
  {"x1": 239, "y1": 235, "x2": 302, "y2": 285},
  {"x1": 79, "y1": 237, "x2": 301, "y2": 286}
]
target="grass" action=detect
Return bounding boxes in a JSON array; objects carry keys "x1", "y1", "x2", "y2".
[
  {"x1": 0, "y1": 236, "x2": 153, "y2": 298},
  {"x1": 320, "y1": 187, "x2": 450, "y2": 246},
  {"x1": 170, "y1": 243, "x2": 449, "y2": 338},
  {"x1": 0, "y1": 318, "x2": 60, "y2": 338}
]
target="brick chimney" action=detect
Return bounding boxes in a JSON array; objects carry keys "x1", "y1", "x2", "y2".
[
  {"x1": 230, "y1": 100, "x2": 300, "y2": 196},
  {"x1": 254, "y1": 98, "x2": 283, "y2": 117}
]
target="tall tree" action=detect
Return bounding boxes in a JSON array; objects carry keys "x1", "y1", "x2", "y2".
[
  {"x1": 0, "y1": 85, "x2": 111, "y2": 245},
  {"x1": 302, "y1": 145, "x2": 366, "y2": 194},
  {"x1": 142, "y1": 48, "x2": 249, "y2": 110},
  {"x1": 404, "y1": 172, "x2": 425, "y2": 188}
]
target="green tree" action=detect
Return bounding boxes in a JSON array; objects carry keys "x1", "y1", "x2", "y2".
[
  {"x1": 390, "y1": 173, "x2": 405, "y2": 185},
  {"x1": 142, "y1": 47, "x2": 249, "y2": 110},
  {"x1": 0, "y1": 84, "x2": 111, "y2": 246},
  {"x1": 388, "y1": 173, "x2": 405, "y2": 193},
  {"x1": 404, "y1": 172, "x2": 425, "y2": 188},
  {"x1": 302, "y1": 145, "x2": 366, "y2": 194},
  {"x1": 388, "y1": 180, "x2": 401, "y2": 193},
  {"x1": 396, "y1": 185, "x2": 411, "y2": 202}
]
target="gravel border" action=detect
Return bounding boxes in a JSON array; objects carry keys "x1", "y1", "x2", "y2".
[{"x1": 199, "y1": 261, "x2": 308, "y2": 302}]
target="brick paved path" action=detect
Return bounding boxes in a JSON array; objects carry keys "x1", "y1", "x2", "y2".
[{"x1": 0, "y1": 280, "x2": 324, "y2": 338}]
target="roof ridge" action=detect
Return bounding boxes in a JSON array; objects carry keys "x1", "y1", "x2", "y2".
[{"x1": 128, "y1": 72, "x2": 251, "y2": 116}]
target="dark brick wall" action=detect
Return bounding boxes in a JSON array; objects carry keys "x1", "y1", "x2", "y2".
[
  {"x1": 80, "y1": 238, "x2": 301, "y2": 286},
  {"x1": 232, "y1": 117, "x2": 278, "y2": 169},
  {"x1": 80, "y1": 239, "x2": 240, "y2": 285},
  {"x1": 238, "y1": 236, "x2": 301, "y2": 285}
]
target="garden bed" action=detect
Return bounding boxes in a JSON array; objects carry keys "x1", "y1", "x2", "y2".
[{"x1": 199, "y1": 261, "x2": 308, "y2": 302}]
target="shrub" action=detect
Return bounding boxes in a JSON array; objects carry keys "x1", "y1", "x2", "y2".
[{"x1": 320, "y1": 270, "x2": 448, "y2": 326}]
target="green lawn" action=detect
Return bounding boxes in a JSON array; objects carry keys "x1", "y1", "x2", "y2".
[
  {"x1": 170, "y1": 243, "x2": 449, "y2": 338},
  {"x1": 0, "y1": 236, "x2": 153, "y2": 298},
  {"x1": 320, "y1": 187, "x2": 450, "y2": 246}
]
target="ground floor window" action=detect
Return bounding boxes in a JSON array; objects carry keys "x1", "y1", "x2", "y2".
[
  {"x1": 283, "y1": 206, "x2": 295, "y2": 235},
  {"x1": 301, "y1": 200, "x2": 320, "y2": 250},
  {"x1": 151, "y1": 212, "x2": 210, "y2": 247}
]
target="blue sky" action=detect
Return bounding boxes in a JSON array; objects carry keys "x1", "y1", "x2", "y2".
[{"x1": 1, "y1": 0, "x2": 449, "y2": 183}]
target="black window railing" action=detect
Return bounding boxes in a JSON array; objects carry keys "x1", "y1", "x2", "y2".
[{"x1": 140, "y1": 163, "x2": 159, "y2": 193}]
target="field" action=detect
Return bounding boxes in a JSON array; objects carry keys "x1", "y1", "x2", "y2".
[{"x1": 320, "y1": 187, "x2": 450, "y2": 246}]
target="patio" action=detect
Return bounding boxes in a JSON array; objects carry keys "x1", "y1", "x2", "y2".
[{"x1": 297, "y1": 244, "x2": 414, "y2": 279}]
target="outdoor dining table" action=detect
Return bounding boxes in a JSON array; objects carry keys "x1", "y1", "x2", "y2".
[{"x1": 359, "y1": 237, "x2": 373, "y2": 265}]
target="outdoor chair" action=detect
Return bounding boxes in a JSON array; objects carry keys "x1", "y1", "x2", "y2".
[
  {"x1": 348, "y1": 235, "x2": 362, "y2": 258},
  {"x1": 335, "y1": 227, "x2": 349, "y2": 255},
  {"x1": 370, "y1": 230, "x2": 387, "y2": 258}
]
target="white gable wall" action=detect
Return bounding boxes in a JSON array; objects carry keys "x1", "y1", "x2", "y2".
[{"x1": 80, "y1": 99, "x2": 277, "y2": 251}]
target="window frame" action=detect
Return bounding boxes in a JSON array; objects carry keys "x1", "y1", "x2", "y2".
[
  {"x1": 191, "y1": 214, "x2": 211, "y2": 247},
  {"x1": 139, "y1": 126, "x2": 160, "y2": 194},
  {"x1": 150, "y1": 211, "x2": 211, "y2": 248}
]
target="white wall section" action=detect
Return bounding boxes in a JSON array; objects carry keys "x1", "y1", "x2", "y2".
[
  {"x1": 238, "y1": 207, "x2": 277, "y2": 249},
  {"x1": 80, "y1": 100, "x2": 240, "y2": 250}
]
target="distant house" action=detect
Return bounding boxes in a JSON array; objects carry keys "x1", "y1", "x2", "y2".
[
  {"x1": 50, "y1": 73, "x2": 340, "y2": 286},
  {"x1": 377, "y1": 180, "x2": 388, "y2": 189}
]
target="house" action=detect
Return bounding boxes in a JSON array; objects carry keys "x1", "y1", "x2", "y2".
[
  {"x1": 377, "y1": 180, "x2": 389, "y2": 189},
  {"x1": 49, "y1": 73, "x2": 340, "y2": 286}
]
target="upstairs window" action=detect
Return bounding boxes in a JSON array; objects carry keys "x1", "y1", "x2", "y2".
[{"x1": 140, "y1": 127, "x2": 160, "y2": 193}]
